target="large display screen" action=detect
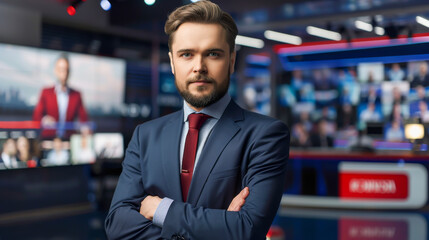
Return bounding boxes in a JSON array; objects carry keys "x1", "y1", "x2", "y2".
[
  {"x1": 0, "y1": 43, "x2": 126, "y2": 169},
  {"x1": 276, "y1": 37, "x2": 429, "y2": 150}
]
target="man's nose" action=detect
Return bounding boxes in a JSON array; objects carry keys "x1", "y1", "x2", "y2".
[{"x1": 193, "y1": 56, "x2": 207, "y2": 74}]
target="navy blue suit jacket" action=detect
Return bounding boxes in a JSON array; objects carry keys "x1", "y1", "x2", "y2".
[{"x1": 105, "y1": 100, "x2": 290, "y2": 240}]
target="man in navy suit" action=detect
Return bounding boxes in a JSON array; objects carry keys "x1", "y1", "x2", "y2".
[{"x1": 105, "y1": 1, "x2": 289, "y2": 239}]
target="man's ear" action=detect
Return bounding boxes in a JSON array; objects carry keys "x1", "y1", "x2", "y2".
[
  {"x1": 168, "y1": 52, "x2": 175, "y2": 75},
  {"x1": 229, "y1": 51, "x2": 236, "y2": 74}
]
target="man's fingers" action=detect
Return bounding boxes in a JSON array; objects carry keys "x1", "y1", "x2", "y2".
[
  {"x1": 140, "y1": 195, "x2": 162, "y2": 220},
  {"x1": 232, "y1": 198, "x2": 244, "y2": 211},
  {"x1": 241, "y1": 187, "x2": 249, "y2": 198},
  {"x1": 227, "y1": 187, "x2": 249, "y2": 212}
]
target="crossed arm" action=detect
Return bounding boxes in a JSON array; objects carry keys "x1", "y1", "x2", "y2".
[
  {"x1": 105, "y1": 120, "x2": 289, "y2": 240},
  {"x1": 140, "y1": 187, "x2": 250, "y2": 220}
]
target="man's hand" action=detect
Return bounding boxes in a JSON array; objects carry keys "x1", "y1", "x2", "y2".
[
  {"x1": 140, "y1": 195, "x2": 162, "y2": 220},
  {"x1": 227, "y1": 187, "x2": 249, "y2": 212}
]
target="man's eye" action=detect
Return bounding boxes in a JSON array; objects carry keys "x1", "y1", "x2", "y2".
[
  {"x1": 208, "y1": 52, "x2": 220, "y2": 57},
  {"x1": 181, "y1": 53, "x2": 191, "y2": 58}
]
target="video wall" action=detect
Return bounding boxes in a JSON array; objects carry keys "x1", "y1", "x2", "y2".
[
  {"x1": 276, "y1": 39, "x2": 429, "y2": 149},
  {"x1": 0, "y1": 43, "x2": 126, "y2": 169}
]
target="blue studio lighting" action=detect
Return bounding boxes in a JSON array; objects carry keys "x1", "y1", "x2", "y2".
[{"x1": 100, "y1": 0, "x2": 111, "y2": 11}]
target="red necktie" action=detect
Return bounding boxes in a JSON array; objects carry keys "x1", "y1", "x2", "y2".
[{"x1": 181, "y1": 113, "x2": 211, "y2": 202}]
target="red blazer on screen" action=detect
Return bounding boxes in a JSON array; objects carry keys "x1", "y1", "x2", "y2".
[{"x1": 33, "y1": 86, "x2": 88, "y2": 139}]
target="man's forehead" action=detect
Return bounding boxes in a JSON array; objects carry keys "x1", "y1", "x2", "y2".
[
  {"x1": 56, "y1": 58, "x2": 69, "y2": 66},
  {"x1": 171, "y1": 22, "x2": 228, "y2": 51}
]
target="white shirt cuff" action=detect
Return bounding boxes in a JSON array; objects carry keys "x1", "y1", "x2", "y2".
[{"x1": 152, "y1": 197, "x2": 173, "y2": 227}]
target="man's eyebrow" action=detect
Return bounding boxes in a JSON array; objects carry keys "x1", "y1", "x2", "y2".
[
  {"x1": 175, "y1": 48, "x2": 225, "y2": 54},
  {"x1": 176, "y1": 49, "x2": 195, "y2": 54},
  {"x1": 207, "y1": 48, "x2": 225, "y2": 52}
]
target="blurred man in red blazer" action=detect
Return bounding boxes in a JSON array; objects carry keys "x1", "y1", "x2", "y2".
[{"x1": 33, "y1": 54, "x2": 88, "y2": 139}]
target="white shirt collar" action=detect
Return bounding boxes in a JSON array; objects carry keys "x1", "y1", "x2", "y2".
[
  {"x1": 55, "y1": 84, "x2": 69, "y2": 95},
  {"x1": 183, "y1": 94, "x2": 231, "y2": 122}
]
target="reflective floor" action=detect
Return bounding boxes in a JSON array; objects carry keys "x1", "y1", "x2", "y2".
[
  {"x1": 1, "y1": 207, "x2": 429, "y2": 240},
  {"x1": 0, "y1": 211, "x2": 108, "y2": 240},
  {"x1": 272, "y1": 207, "x2": 429, "y2": 240}
]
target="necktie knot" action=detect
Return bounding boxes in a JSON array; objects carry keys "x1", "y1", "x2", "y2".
[{"x1": 188, "y1": 113, "x2": 211, "y2": 130}]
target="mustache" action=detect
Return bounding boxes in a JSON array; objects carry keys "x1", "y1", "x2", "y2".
[{"x1": 187, "y1": 75, "x2": 215, "y2": 85}]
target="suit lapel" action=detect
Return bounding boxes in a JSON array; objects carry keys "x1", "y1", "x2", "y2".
[
  {"x1": 187, "y1": 101, "x2": 243, "y2": 204},
  {"x1": 160, "y1": 111, "x2": 184, "y2": 200}
]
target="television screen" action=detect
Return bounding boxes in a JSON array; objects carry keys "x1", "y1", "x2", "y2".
[
  {"x1": 276, "y1": 39, "x2": 429, "y2": 149},
  {"x1": 0, "y1": 43, "x2": 126, "y2": 169},
  {"x1": 277, "y1": 59, "x2": 429, "y2": 147}
]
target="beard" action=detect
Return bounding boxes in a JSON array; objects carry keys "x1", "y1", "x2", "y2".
[{"x1": 176, "y1": 70, "x2": 230, "y2": 109}]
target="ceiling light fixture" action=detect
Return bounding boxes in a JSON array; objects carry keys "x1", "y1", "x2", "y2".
[
  {"x1": 355, "y1": 20, "x2": 373, "y2": 32},
  {"x1": 67, "y1": 5, "x2": 76, "y2": 16},
  {"x1": 235, "y1": 35, "x2": 265, "y2": 49},
  {"x1": 306, "y1": 26, "x2": 341, "y2": 41},
  {"x1": 264, "y1": 30, "x2": 302, "y2": 45},
  {"x1": 100, "y1": 0, "x2": 111, "y2": 11},
  {"x1": 67, "y1": 0, "x2": 86, "y2": 16},
  {"x1": 144, "y1": 0, "x2": 156, "y2": 6},
  {"x1": 416, "y1": 16, "x2": 429, "y2": 28}
]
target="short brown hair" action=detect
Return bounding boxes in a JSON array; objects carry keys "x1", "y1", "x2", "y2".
[{"x1": 165, "y1": 0, "x2": 238, "y2": 53}]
